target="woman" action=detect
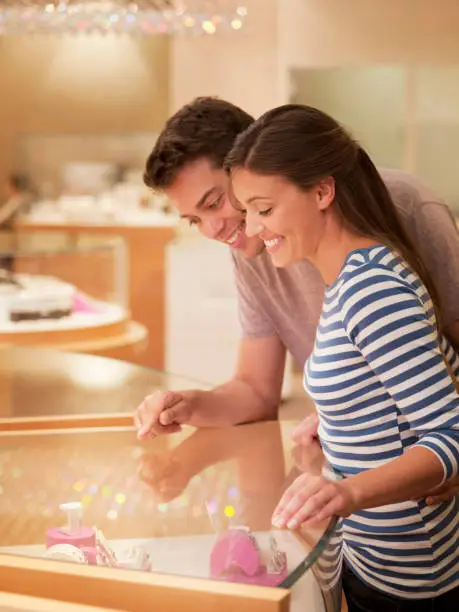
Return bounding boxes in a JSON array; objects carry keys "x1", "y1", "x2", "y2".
[{"x1": 225, "y1": 105, "x2": 459, "y2": 610}]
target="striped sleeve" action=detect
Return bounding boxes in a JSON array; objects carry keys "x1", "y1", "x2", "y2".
[{"x1": 338, "y1": 266, "x2": 459, "y2": 482}]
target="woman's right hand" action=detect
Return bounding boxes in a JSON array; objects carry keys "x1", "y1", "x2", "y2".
[{"x1": 291, "y1": 412, "x2": 320, "y2": 446}]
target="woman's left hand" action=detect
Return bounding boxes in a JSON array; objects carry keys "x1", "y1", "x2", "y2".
[{"x1": 271, "y1": 473, "x2": 356, "y2": 530}]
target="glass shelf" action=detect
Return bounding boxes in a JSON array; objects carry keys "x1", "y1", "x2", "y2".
[{"x1": 0, "y1": 353, "x2": 342, "y2": 610}]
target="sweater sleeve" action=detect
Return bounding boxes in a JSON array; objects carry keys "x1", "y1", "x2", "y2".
[{"x1": 339, "y1": 265, "x2": 459, "y2": 482}]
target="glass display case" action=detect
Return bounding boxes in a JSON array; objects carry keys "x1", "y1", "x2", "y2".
[
  {"x1": 0, "y1": 346, "x2": 209, "y2": 430},
  {"x1": 14, "y1": 222, "x2": 175, "y2": 370},
  {"x1": 0, "y1": 231, "x2": 127, "y2": 338},
  {"x1": 0, "y1": 231, "x2": 148, "y2": 366},
  {"x1": 0, "y1": 351, "x2": 343, "y2": 611}
]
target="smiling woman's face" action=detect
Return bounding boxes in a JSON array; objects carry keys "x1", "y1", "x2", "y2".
[{"x1": 230, "y1": 168, "x2": 332, "y2": 267}]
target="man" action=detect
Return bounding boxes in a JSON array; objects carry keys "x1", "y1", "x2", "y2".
[{"x1": 134, "y1": 97, "x2": 459, "y2": 503}]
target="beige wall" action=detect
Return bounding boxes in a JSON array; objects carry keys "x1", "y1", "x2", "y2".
[
  {"x1": 0, "y1": 35, "x2": 170, "y2": 189},
  {"x1": 170, "y1": 0, "x2": 459, "y2": 119},
  {"x1": 281, "y1": 0, "x2": 459, "y2": 67},
  {"x1": 292, "y1": 66, "x2": 407, "y2": 169},
  {"x1": 170, "y1": 0, "x2": 287, "y2": 117},
  {"x1": 2, "y1": 0, "x2": 459, "y2": 190},
  {"x1": 291, "y1": 64, "x2": 459, "y2": 209}
]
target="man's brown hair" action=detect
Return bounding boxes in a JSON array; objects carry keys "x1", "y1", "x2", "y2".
[{"x1": 144, "y1": 96, "x2": 254, "y2": 191}]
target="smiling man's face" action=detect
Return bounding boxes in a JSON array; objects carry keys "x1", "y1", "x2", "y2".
[{"x1": 165, "y1": 158, "x2": 263, "y2": 257}]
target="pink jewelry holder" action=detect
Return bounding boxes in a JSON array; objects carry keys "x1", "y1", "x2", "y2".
[
  {"x1": 210, "y1": 528, "x2": 287, "y2": 587},
  {"x1": 45, "y1": 503, "x2": 152, "y2": 571},
  {"x1": 46, "y1": 502, "x2": 96, "y2": 550}
]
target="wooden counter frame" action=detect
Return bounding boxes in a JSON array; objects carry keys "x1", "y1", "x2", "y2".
[
  {"x1": 0, "y1": 413, "x2": 133, "y2": 432},
  {"x1": 0, "y1": 554, "x2": 290, "y2": 612},
  {"x1": 0, "y1": 591, "x2": 121, "y2": 612}
]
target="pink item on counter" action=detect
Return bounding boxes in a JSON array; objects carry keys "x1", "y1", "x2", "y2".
[
  {"x1": 81, "y1": 546, "x2": 99, "y2": 565},
  {"x1": 47, "y1": 502, "x2": 96, "y2": 550},
  {"x1": 46, "y1": 525, "x2": 96, "y2": 549},
  {"x1": 73, "y1": 293, "x2": 101, "y2": 314},
  {"x1": 210, "y1": 529, "x2": 287, "y2": 587},
  {"x1": 211, "y1": 529, "x2": 260, "y2": 577}
]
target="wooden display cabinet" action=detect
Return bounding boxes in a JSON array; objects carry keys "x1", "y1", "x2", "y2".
[
  {"x1": 14, "y1": 222, "x2": 176, "y2": 369},
  {"x1": 0, "y1": 555, "x2": 290, "y2": 612},
  {"x1": 0, "y1": 422, "x2": 343, "y2": 611}
]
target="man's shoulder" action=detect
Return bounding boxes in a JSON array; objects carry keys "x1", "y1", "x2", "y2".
[
  {"x1": 379, "y1": 168, "x2": 446, "y2": 214},
  {"x1": 231, "y1": 248, "x2": 321, "y2": 295},
  {"x1": 379, "y1": 168, "x2": 457, "y2": 238},
  {"x1": 231, "y1": 248, "x2": 274, "y2": 279}
]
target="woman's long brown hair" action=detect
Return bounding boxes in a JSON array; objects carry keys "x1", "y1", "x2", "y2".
[{"x1": 225, "y1": 104, "x2": 443, "y2": 332}]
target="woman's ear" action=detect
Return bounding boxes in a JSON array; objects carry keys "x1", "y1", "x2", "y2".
[{"x1": 317, "y1": 177, "x2": 335, "y2": 211}]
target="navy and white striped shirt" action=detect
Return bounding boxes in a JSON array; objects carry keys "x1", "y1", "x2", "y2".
[{"x1": 305, "y1": 244, "x2": 459, "y2": 599}]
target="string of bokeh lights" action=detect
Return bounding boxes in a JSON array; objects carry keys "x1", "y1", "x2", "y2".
[{"x1": 0, "y1": 2, "x2": 247, "y2": 35}]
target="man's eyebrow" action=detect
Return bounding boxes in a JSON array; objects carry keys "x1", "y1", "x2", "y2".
[
  {"x1": 196, "y1": 187, "x2": 218, "y2": 209},
  {"x1": 179, "y1": 187, "x2": 219, "y2": 219}
]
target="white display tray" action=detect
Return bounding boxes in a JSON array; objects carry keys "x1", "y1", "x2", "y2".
[{"x1": 0, "y1": 303, "x2": 125, "y2": 334}]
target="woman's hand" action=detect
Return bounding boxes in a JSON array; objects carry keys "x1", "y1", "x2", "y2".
[{"x1": 271, "y1": 473, "x2": 356, "y2": 530}]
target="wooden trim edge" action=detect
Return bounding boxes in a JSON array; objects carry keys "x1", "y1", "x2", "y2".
[
  {"x1": 0, "y1": 413, "x2": 134, "y2": 431},
  {"x1": 0, "y1": 554, "x2": 290, "y2": 612}
]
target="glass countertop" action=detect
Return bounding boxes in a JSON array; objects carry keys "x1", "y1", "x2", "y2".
[
  {"x1": 0, "y1": 347, "x2": 209, "y2": 424},
  {"x1": 0, "y1": 422, "x2": 342, "y2": 610}
]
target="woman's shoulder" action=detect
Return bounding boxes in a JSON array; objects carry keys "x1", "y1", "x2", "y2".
[{"x1": 336, "y1": 245, "x2": 422, "y2": 307}]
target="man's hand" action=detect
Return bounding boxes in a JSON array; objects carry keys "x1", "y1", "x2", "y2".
[
  {"x1": 134, "y1": 390, "x2": 194, "y2": 439},
  {"x1": 133, "y1": 337, "x2": 286, "y2": 434},
  {"x1": 292, "y1": 439, "x2": 323, "y2": 475},
  {"x1": 291, "y1": 413, "x2": 320, "y2": 446},
  {"x1": 424, "y1": 475, "x2": 459, "y2": 505}
]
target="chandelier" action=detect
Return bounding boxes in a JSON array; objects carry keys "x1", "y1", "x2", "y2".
[{"x1": 0, "y1": 0, "x2": 248, "y2": 35}]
